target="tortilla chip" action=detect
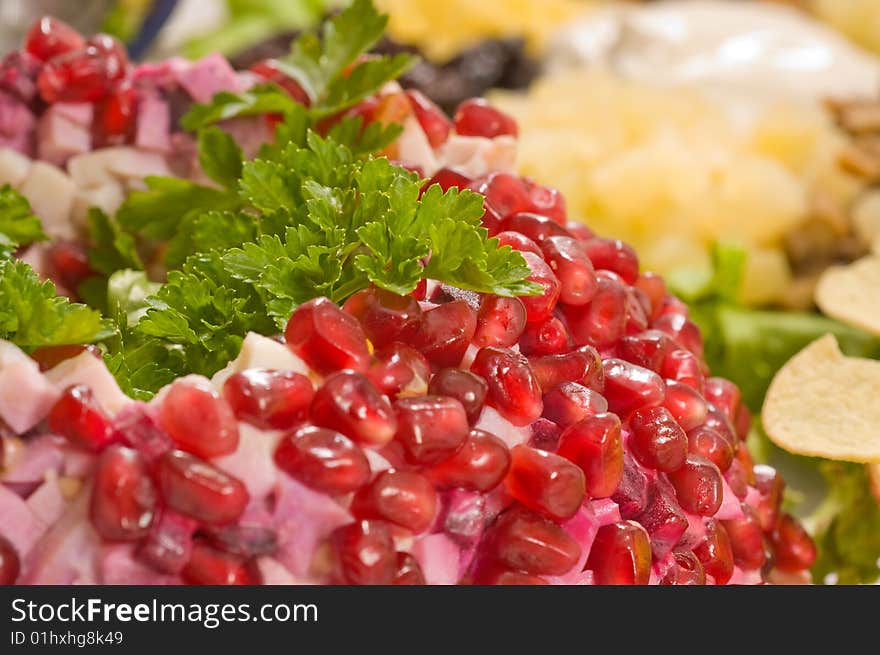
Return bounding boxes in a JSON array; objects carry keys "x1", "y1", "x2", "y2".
[
  {"x1": 763, "y1": 334, "x2": 880, "y2": 462},
  {"x1": 815, "y1": 255, "x2": 880, "y2": 336}
]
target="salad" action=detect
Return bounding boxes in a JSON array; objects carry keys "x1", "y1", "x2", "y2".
[{"x1": 0, "y1": 1, "x2": 813, "y2": 585}]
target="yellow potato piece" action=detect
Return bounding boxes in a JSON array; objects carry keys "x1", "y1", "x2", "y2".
[
  {"x1": 815, "y1": 255, "x2": 880, "y2": 336},
  {"x1": 763, "y1": 334, "x2": 880, "y2": 462}
]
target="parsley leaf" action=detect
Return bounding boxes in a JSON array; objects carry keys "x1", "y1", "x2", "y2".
[
  {"x1": 87, "y1": 208, "x2": 142, "y2": 275},
  {"x1": 198, "y1": 127, "x2": 244, "y2": 189},
  {"x1": 0, "y1": 185, "x2": 47, "y2": 246},
  {"x1": 180, "y1": 84, "x2": 299, "y2": 132}
]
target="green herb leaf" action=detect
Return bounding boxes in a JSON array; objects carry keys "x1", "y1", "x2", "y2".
[
  {"x1": 0, "y1": 185, "x2": 47, "y2": 246},
  {"x1": 86, "y1": 208, "x2": 142, "y2": 275},
  {"x1": 180, "y1": 84, "x2": 299, "y2": 132},
  {"x1": 198, "y1": 127, "x2": 244, "y2": 189}
]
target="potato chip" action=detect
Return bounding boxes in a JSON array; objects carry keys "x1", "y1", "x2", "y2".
[
  {"x1": 763, "y1": 334, "x2": 880, "y2": 462},
  {"x1": 815, "y1": 255, "x2": 880, "y2": 336}
]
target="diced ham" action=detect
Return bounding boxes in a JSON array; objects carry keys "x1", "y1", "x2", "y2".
[
  {"x1": 211, "y1": 332, "x2": 310, "y2": 390},
  {"x1": 99, "y1": 544, "x2": 181, "y2": 585},
  {"x1": 0, "y1": 482, "x2": 47, "y2": 558},
  {"x1": 0, "y1": 341, "x2": 60, "y2": 434},
  {"x1": 37, "y1": 107, "x2": 92, "y2": 167},
  {"x1": 0, "y1": 146, "x2": 31, "y2": 187},
  {"x1": 51, "y1": 102, "x2": 93, "y2": 127},
  {"x1": 256, "y1": 557, "x2": 303, "y2": 585},
  {"x1": 26, "y1": 475, "x2": 68, "y2": 525},
  {"x1": 45, "y1": 351, "x2": 131, "y2": 416},
  {"x1": 438, "y1": 134, "x2": 517, "y2": 179},
  {"x1": 546, "y1": 503, "x2": 598, "y2": 584},
  {"x1": 135, "y1": 94, "x2": 171, "y2": 153},
  {"x1": 412, "y1": 533, "x2": 461, "y2": 585},
  {"x1": 0, "y1": 90, "x2": 35, "y2": 156},
  {"x1": 63, "y1": 449, "x2": 96, "y2": 478},
  {"x1": 19, "y1": 161, "x2": 77, "y2": 239},
  {"x1": 714, "y1": 476, "x2": 746, "y2": 521},
  {"x1": 728, "y1": 567, "x2": 764, "y2": 585},
  {"x1": 591, "y1": 498, "x2": 622, "y2": 526},
  {"x1": 1, "y1": 434, "x2": 65, "y2": 485},
  {"x1": 214, "y1": 424, "x2": 281, "y2": 500},
  {"x1": 175, "y1": 53, "x2": 244, "y2": 103},
  {"x1": 218, "y1": 116, "x2": 272, "y2": 160}
]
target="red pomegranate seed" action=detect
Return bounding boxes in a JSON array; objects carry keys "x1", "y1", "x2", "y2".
[
  {"x1": 504, "y1": 212, "x2": 572, "y2": 244},
  {"x1": 478, "y1": 566, "x2": 547, "y2": 585},
  {"x1": 563, "y1": 276, "x2": 627, "y2": 348},
  {"x1": 90, "y1": 446, "x2": 157, "y2": 541},
  {"x1": 471, "y1": 347, "x2": 543, "y2": 426},
  {"x1": 470, "y1": 173, "x2": 531, "y2": 218},
  {"x1": 586, "y1": 521, "x2": 652, "y2": 585},
  {"x1": 612, "y1": 454, "x2": 650, "y2": 519},
  {"x1": 491, "y1": 507, "x2": 581, "y2": 576},
  {"x1": 157, "y1": 450, "x2": 248, "y2": 525},
  {"x1": 629, "y1": 406, "x2": 688, "y2": 473},
  {"x1": 518, "y1": 252, "x2": 561, "y2": 324},
  {"x1": 734, "y1": 404, "x2": 752, "y2": 441},
  {"x1": 223, "y1": 368, "x2": 313, "y2": 430},
  {"x1": 634, "y1": 272, "x2": 666, "y2": 320},
  {"x1": 475, "y1": 295, "x2": 527, "y2": 348},
  {"x1": 581, "y1": 238, "x2": 639, "y2": 284},
  {"x1": 770, "y1": 513, "x2": 816, "y2": 572},
  {"x1": 0, "y1": 534, "x2": 20, "y2": 584},
  {"x1": 94, "y1": 82, "x2": 137, "y2": 145},
  {"x1": 724, "y1": 457, "x2": 750, "y2": 501},
  {"x1": 37, "y1": 34, "x2": 127, "y2": 103},
  {"x1": 249, "y1": 58, "x2": 310, "y2": 104},
  {"x1": 616, "y1": 330, "x2": 675, "y2": 372},
  {"x1": 285, "y1": 297, "x2": 371, "y2": 374},
  {"x1": 406, "y1": 89, "x2": 452, "y2": 147},
  {"x1": 138, "y1": 509, "x2": 197, "y2": 574},
  {"x1": 428, "y1": 368, "x2": 487, "y2": 425},
  {"x1": 687, "y1": 425, "x2": 734, "y2": 473},
  {"x1": 394, "y1": 552, "x2": 426, "y2": 584},
  {"x1": 529, "y1": 350, "x2": 594, "y2": 392},
  {"x1": 407, "y1": 300, "x2": 477, "y2": 368},
  {"x1": 343, "y1": 287, "x2": 422, "y2": 348},
  {"x1": 0, "y1": 51, "x2": 40, "y2": 103},
  {"x1": 48, "y1": 384, "x2": 118, "y2": 452},
  {"x1": 601, "y1": 358, "x2": 665, "y2": 418},
  {"x1": 367, "y1": 342, "x2": 431, "y2": 397},
  {"x1": 542, "y1": 382, "x2": 608, "y2": 428},
  {"x1": 652, "y1": 313, "x2": 704, "y2": 360},
  {"x1": 274, "y1": 425, "x2": 370, "y2": 494},
  {"x1": 666, "y1": 454, "x2": 723, "y2": 516},
  {"x1": 426, "y1": 428, "x2": 510, "y2": 492},
  {"x1": 694, "y1": 519, "x2": 734, "y2": 585},
  {"x1": 518, "y1": 315, "x2": 571, "y2": 356},
  {"x1": 527, "y1": 182, "x2": 567, "y2": 224},
  {"x1": 30, "y1": 343, "x2": 100, "y2": 372},
  {"x1": 557, "y1": 413, "x2": 623, "y2": 498},
  {"x1": 331, "y1": 520, "x2": 396, "y2": 585},
  {"x1": 203, "y1": 524, "x2": 277, "y2": 558},
  {"x1": 158, "y1": 378, "x2": 239, "y2": 459},
  {"x1": 311, "y1": 371, "x2": 397, "y2": 446},
  {"x1": 495, "y1": 230, "x2": 542, "y2": 256},
  {"x1": 182, "y1": 541, "x2": 258, "y2": 585},
  {"x1": 638, "y1": 482, "x2": 688, "y2": 558},
  {"x1": 660, "y1": 551, "x2": 705, "y2": 585},
  {"x1": 47, "y1": 240, "x2": 93, "y2": 291},
  {"x1": 624, "y1": 288, "x2": 650, "y2": 335},
  {"x1": 505, "y1": 445, "x2": 585, "y2": 521},
  {"x1": 662, "y1": 379, "x2": 708, "y2": 432},
  {"x1": 394, "y1": 395, "x2": 470, "y2": 465},
  {"x1": 703, "y1": 377, "x2": 741, "y2": 422},
  {"x1": 24, "y1": 16, "x2": 85, "y2": 61},
  {"x1": 351, "y1": 469, "x2": 438, "y2": 533},
  {"x1": 454, "y1": 98, "x2": 517, "y2": 138},
  {"x1": 660, "y1": 348, "x2": 705, "y2": 393},
  {"x1": 427, "y1": 167, "x2": 471, "y2": 192},
  {"x1": 722, "y1": 503, "x2": 766, "y2": 570}
]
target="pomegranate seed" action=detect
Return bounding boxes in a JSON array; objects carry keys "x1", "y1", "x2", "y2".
[
  {"x1": 586, "y1": 521, "x2": 652, "y2": 585},
  {"x1": 250, "y1": 58, "x2": 310, "y2": 104},
  {"x1": 529, "y1": 418, "x2": 561, "y2": 451},
  {"x1": 157, "y1": 450, "x2": 248, "y2": 525},
  {"x1": 602, "y1": 359, "x2": 665, "y2": 418},
  {"x1": 426, "y1": 428, "x2": 511, "y2": 492},
  {"x1": 722, "y1": 503, "x2": 766, "y2": 570},
  {"x1": 542, "y1": 382, "x2": 608, "y2": 428},
  {"x1": 30, "y1": 343, "x2": 99, "y2": 372},
  {"x1": 0, "y1": 51, "x2": 40, "y2": 103},
  {"x1": 331, "y1": 520, "x2": 396, "y2": 584},
  {"x1": 24, "y1": 17, "x2": 85, "y2": 61},
  {"x1": 504, "y1": 212, "x2": 572, "y2": 244},
  {"x1": 470, "y1": 173, "x2": 531, "y2": 218},
  {"x1": 480, "y1": 203, "x2": 505, "y2": 235},
  {"x1": 662, "y1": 379, "x2": 708, "y2": 432},
  {"x1": 660, "y1": 551, "x2": 705, "y2": 585},
  {"x1": 624, "y1": 289, "x2": 650, "y2": 335},
  {"x1": 519, "y1": 252, "x2": 561, "y2": 323},
  {"x1": 557, "y1": 413, "x2": 623, "y2": 498},
  {"x1": 183, "y1": 541, "x2": 258, "y2": 585},
  {"x1": 275, "y1": 425, "x2": 370, "y2": 494},
  {"x1": 94, "y1": 83, "x2": 136, "y2": 145},
  {"x1": 477, "y1": 566, "x2": 547, "y2": 585},
  {"x1": 158, "y1": 378, "x2": 239, "y2": 459},
  {"x1": 471, "y1": 347, "x2": 543, "y2": 426},
  {"x1": 491, "y1": 507, "x2": 581, "y2": 576},
  {"x1": 581, "y1": 238, "x2": 639, "y2": 284},
  {"x1": 351, "y1": 469, "x2": 438, "y2": 533},
  {"x1": 694, "y1": 519, "x2": 734, "y2": 585},
  {"x1": 394, "y1": 552, "x2": 426, "y2": 584},
  {"x1": 0, "y1": 534, "x2": 20, "y2": 584},
  {"x1": 427, "y1": 168, "x2": 471, "y2": 192},
  {"x1": 660, "y1": 348, "x2": 705, "y2": 393},
  {"x1": 703, "y1": 377, "x2": 741, "y2": 422},
  {"x1": 48, "y1": 240, "x2": 93, "y2": 291},
  {"x1": 638, "y1": 481, "x2": 688, "y2": 558},
  {"x1": 90, "y1": 446, "x2": 157, "y2": 541},
  {"x1": 406, "y1": 89, "x2": 452, "y2": 147},
  {"x1": 138, "y1": 509, "x2": 197, "y2": 574},
  {"x1": 634, "y1": 272, "x2": 666, "y2": 320},
  {"x1": 505, "y1": 445, "x2": 585, "y2": 521},
  {"x1": 734, "y1": 404, "x2": 752, "y2": 441},
  {"x1": 724, "y1": 458, "x2": 750, "y2": 501},
  {"x1": 343, "y1": 287, "x2": 422, "y2": 348},
  {"x1": 412, "y1": 278, "x2": 428, "y2": 301},
  {"x1": 616, "y1": 330, "x2": 676, "y2": 372},
  {"x1": 770, "y1": 513, "x2": 816, "y2": 572},
  {"x1": 578, "y1": 345, "x2": 605, "y2": 392},
  {"x1": 563, "y1": 276, "x2": 627, "y2": 348},
  {"x1": 454, "y1": 98, "x2": 517, "y2": 138},
  {"x1": 687, "y1": 425, "x2": 734, "y2": 473},
  {"x1": 407, "y1": 300, "x2": 477, "y2": 368},
  {"x1": 203, "y1": 524, "x2": 277, "y2": 558},
  {"x1": 37, "y1": 34, "x2": 127, "y2": 103},
  {"x1": 368, "y1": 342, "x2": 431, "y2": 397},
  {"x1": 612, "y1": 454, "x2": 649, "y2": 519},
  {"x1": 48, "y1": 384, "x2": 118, "y2": 452},
  {"x1": 652, "y1": 313, "x2": 704, "y2": 360},
  {"x1": 700, "y1": 403, "x2": 738, "y2": 448},
  {"x1": 495, "y1": 230, "x2": 542, "y2": 256},
  {"x1": 285, "y1": 297, "x2": 370, "y2": 374},
  {"x1": 223, "y1": 369, "x2": 313, "y2": 430},
  {"x1": 475, "y1": 295, "x2": 527, "y2": 348},
  {"x1": 527, "y1": 182, "x2": 567, "y2": 224},
  {"x1": 518, "y1": 316, "x2": 571, "y2": 356},
  {"x1": 116, "y1": 405, "x2": 172, "y2": 464},
  {"x1": 629, "y1": 406, "x2": 688, "y2": 473},
  {"x1": 667, "y1": 454, "x2": 723, "y2": 516},
  {"x1": 428, "y1": 368, "x2": 487, "y2": 425},
  {"x1": 394, "y1": 395, "x2": 469, "y2": 465},
  {"x1": 311, "y1": 371, "x2": 397, "y2": 446},
  {"x1": 529, "y1": 350, "x2": 595, "y2": 392}
]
